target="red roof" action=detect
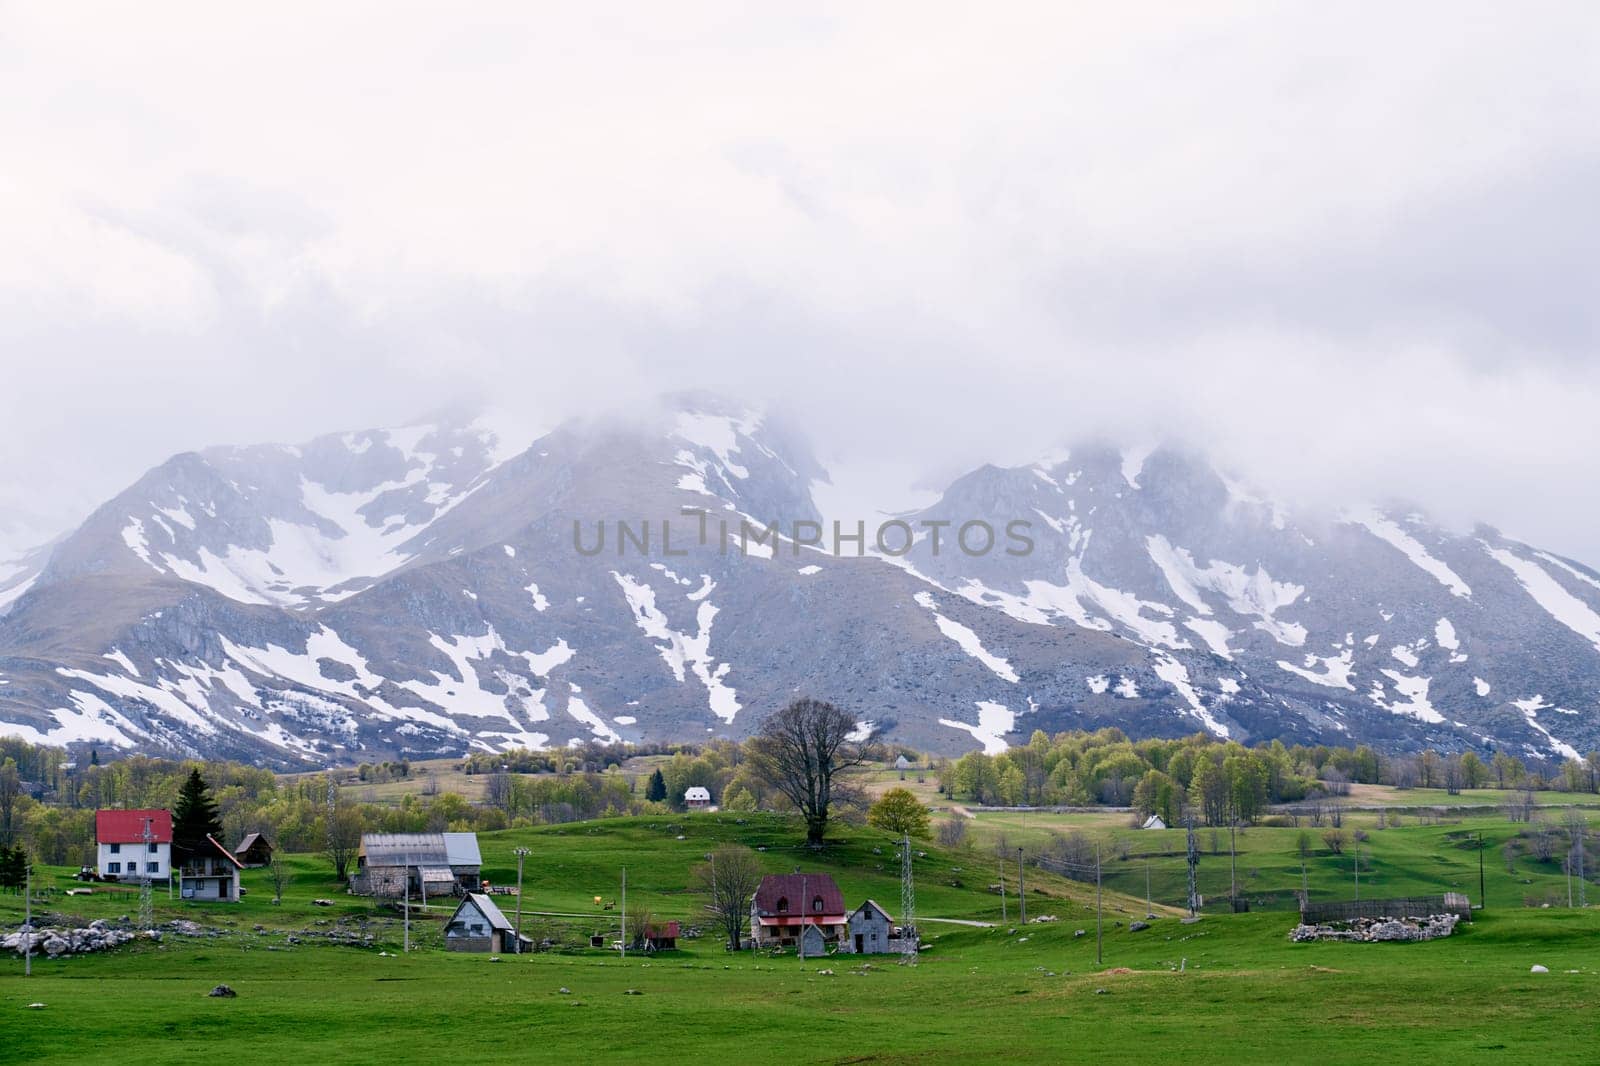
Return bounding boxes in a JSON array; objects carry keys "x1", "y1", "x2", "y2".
[
  {"x1": 96, "y1": 809, "x2": 172, "y2": 844},
  {"x1": 644, "y1": 921, "x2": 680, "y2": 939},
  {"x1": 753, "y1": 873, "x2": 846, "y2": 919}
]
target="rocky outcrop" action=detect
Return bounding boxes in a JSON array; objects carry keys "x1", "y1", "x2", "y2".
[{"x1": 3, "y1": 919, "x2": 141, "y2": 956}]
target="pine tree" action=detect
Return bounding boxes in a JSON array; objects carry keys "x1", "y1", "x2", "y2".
[
  {"x1": 172, "y1": 768, "x2": 223, "y2": 862},
  {"x1": 646, "y1": 768, "x2": 667, "y2": 804},
  {"x1": 90, "y1": 748, "x2": 100, "y2": 766}
]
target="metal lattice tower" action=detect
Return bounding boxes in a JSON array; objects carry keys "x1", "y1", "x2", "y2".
[
  {"x1": 137, "y1": 817, "x2": 155, "y2": 931},
  {"x1": 899, "y1": 833, "x2": 917, "y2": 966}
]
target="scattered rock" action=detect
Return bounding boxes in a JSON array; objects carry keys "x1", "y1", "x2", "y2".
[
  {"x1": 1094, "y1": 988, "x2": 1109, "y2": 995},
  {"x1": 623, "y1": 988, "x2": 642, "y2": 995},
  {"x1": 1073, "y1": 929, "x2": 1086, "y2": 938},
  {"x1": 1129, "y1": 921, "x2": 1151, "y2": 932},
  {"x1": 558, "y1": 987, "x2": 571, "y2": 994},
  {"x1": 1180, "y1": 916, "x2": 1203, "y2": 925},
  {"x1": 1531, "y1": 964, "x2": 1549, "y2": 974},
  {"x1": 1290, "y1": 914, "x2": 1459, "y2": 944},
  {"x1": 208, "y1": 985, "x2": 237, "y2": 998},
  {"x1": 27, "y1": 1003, "x2": 45, "y2": 1009}
]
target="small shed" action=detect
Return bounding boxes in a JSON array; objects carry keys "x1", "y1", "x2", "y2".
[
  {"x1": 643, "y1": 921, "x2": 680, "y2": 950},
  {"x1": 234, "y1": 832, "x2": 273, "y2": 868},
  {"x1": 894, "y1": 755, "x2": 912, "y2": 771},
  {"x1": 685, "y1": 786, "x2": 712, "y2": 810},
  {"x1": 1141, "y1": 814, "x2": 1167, "y2": 830},
  {"x1": 846, "y1": 899, "x2": 895, "y2": 954},
  {"x1": 798, "y1": 923, "x2": 830, "y2": 958},
  {"x1": 445, "y1": 892, "x2": 523, "y2": 953}
]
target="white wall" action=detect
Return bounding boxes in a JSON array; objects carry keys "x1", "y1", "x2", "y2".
[{"x1": 97, "y1": 841, "x2": 170, "y2": 879}]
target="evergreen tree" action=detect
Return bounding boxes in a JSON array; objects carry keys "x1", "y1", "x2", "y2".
[
  {"x1": 172, "y1": 768, "x2": 223, "y2": 862},
  {"x1": 90, "y1": 748, "x2": 100, "y2": 766},
  {"x1": 645, "y1": 768, "x2": 667, "y2": 804}
]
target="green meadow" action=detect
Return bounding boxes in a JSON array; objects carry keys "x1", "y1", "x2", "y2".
[{"x1": 4, "y1": 811, "x2": 1599, "y2": 1064}]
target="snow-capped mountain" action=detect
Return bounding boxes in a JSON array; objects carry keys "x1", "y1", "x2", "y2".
[{"x1": 2, "y1": 400, "x2": 1598, "y2": 768}]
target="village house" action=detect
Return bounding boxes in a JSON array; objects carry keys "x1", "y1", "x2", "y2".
[
  {"x1": 444, "y1": 892, "x2": 527, "y2": 954},
  {"x1": 684, "y1": 786, "x2": 712, "y2": 810},
  {"x1": 95, "y1": 809, "x2": 171, "y2": 883},
  {"x1": 750, "y1": 873, "x2": 847, "y2": 950},
  {"x1": 844, "y1": 899, "x2": 897, "y2": 954},
  {"x1": 1141, "y1": 814, "x2": 1168, "y2": 830},
  {"x1": 234, "y1": 832, "x2": 274, "y2": 868},
  {"x1": 179, "y1": 835, "x2": 244, "y2": 901},
  {"x1": 642, "y1": 921, "x2": 680, "y2": 951},
  {"x1": 348, "y1": 832, "x2": 483, "y2": 899}
]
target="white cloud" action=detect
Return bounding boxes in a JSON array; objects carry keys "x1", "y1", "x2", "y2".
[{"x1": 2, "y1": 3, "x2": 1599, "y2": 562}]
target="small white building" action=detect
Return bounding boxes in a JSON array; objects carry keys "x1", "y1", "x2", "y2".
[
  {"x1": 684, "y1": 786, "x2": 712, "y2": 810},
  {"x1": 894, "y1": 755, "x2": 912, "y2": 772},
  {"x1": 95, "y1": 809, "x2": 171, "y2": 882},
  {"x1": 1141, "y1": 814, "x2": 1168, "y2": 830}
]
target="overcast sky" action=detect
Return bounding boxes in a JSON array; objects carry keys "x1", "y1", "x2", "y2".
[{"x1": 3, "y1": 3, "x2": 1599, "y2": 562}]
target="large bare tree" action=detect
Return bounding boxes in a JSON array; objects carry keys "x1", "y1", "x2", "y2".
[
  {"x1": 692, "y1": 844, "x2": 764, "y2": 951},
  {"x1": 324, "y1": 800, "x2": 365, "y2": 881},
  {"x1": 748, "y1": 697, "x2": 867, "y2": 845}
]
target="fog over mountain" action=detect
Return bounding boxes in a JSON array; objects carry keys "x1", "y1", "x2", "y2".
[{"x1": 2, "y1": 396, "x2": 1598, "y2": 767}]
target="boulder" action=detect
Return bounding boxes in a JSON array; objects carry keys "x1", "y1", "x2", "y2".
[{"x1": 208, "y1": 985, "x2": 237, "y2": 998}]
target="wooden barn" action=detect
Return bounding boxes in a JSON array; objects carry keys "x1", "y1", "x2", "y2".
[
  {"x1": 349, "y1": 832, "x2": 482, "y2": 898},
  {"x1": 642, "y1": 921, "x2": 680, "y2": 950},
  {"x1": 234, "y1": 832, "x2": 273, "y2": 868}
]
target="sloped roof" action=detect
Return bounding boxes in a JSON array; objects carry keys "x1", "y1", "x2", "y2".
[
  {"x1": 450, "y1": 892, "x2": 514, "y2": 932},
  {"x1": 418, "y1": 866, "x2": 456, "y2": 884},
  {"x1": 360, "y1": 833, "x2": 448, "y2": 867},
  {"x1": 442, "y1": 832, "x2": 482, "y2": 866},
  {"x1": 753, "y1": 873, "x2": 846, "y2": 917},
  {"x1": 685, "y1": 787, "x2": 711, "y2": 801},
  {"x1": 851, "y1": 899, "x2": 894, "y2": 923},
  {"x1": 644, "y1": 921, "x2": 680, "y2": 939},
  {"x1": 96, "y1": 809, "x2": 172, "y2": 844},
  {"x1": 198, "y1": 834, "x2": 244, "y2": 870}
]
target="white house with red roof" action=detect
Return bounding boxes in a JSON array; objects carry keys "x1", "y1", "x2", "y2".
[{"x1": 95, "y1": 809, "x2": 172, "y2": 882}]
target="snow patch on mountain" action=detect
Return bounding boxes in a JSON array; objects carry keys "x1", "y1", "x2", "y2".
[
  {"x1": 1277, "y1": 648, "x2": 1356, "y2": 690},
  {"x1": 914, "y1": 591, "x2": 1019, "y2": 683},
  {"x1": 1152, "y1": 654, "x2": 1227, "y2": 736},
  {"x1": 938, "y1": 700, "x2": 1014, "y2": 754},
  {"x1": 1485, "y1": 546, "x2": 1600, "y2": 654},
  {"x1": 1348, "y1": 508, "x2": 1472, "y2": 598}
]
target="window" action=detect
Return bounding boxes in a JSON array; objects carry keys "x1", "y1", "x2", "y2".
[
  {"x1": 775, "y1": 897, "x2": 788, "y2": 913},
  {"x1": 110, "y1": 843, "x2": 121, "y2": 854},
  {"x1": 147, "y1": 862, "x2": 160, "y2": 874},
  {"x1": 149, "y1": 843, "x2": 159, "y2": 853},
  {"x1": 108, "y1": 862, "x2": 121, "y2": 874},
  {"x1": 813, "y1": 897, "x2": 824, "y2": 913}
]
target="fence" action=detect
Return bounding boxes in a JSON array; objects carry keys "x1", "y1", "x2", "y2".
[{"x1": 1299, "y1": 893, "x2": 1472, "y2": 924}]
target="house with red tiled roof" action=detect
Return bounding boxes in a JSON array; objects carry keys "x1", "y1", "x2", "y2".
[
  {"x1": 94, "y1": 809, "x2": 172, "y2": 883},
  {"x1": 749, "y1": 873, "x2": 847, "y2": 951}
]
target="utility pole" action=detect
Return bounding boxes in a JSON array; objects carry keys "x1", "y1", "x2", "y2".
[
  {"x1": 1478, "y1": 831, "x2": 1486, "y2": 912},
  {"x1": 1095, "y1": 840, "x2": 1103, "y2": 967},
  {"x1": 1185, "y1": 811, "x2": 1200, "y2": 916},
  {"x1": 1145, "y1": 862, "x2": 1153, "y2": 919},
  {"x1": 1229, "y1": 820, "x2": 1238, "y2": 908},
  {"x1": 620, "y1": 867, "x2": 627, "y2": 959},
  {"x1": 1017, "y1": 847, "x2": 1026, "y2": 926},
  {"x1": 23, "y1": 861, "x2": 31, "y2": 978},
  {"x1": 513, "y1": 847, "x2": 530, "y2": 954},
  {"x1": 1354, "y1": 849, "x2": 1360, "y2": 902},
  {"x1": 998, "y1": 852, "x2": 1007, "y2": 923},
  {"x1": 403, "y1": 875, "x2": 410, "y2": 953}
]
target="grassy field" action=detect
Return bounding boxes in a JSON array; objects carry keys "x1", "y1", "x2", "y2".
[
  {"x1": 6, "y1": 811, "x2": 1600, "y2": 1063},
  {"x1": 5, "y1": 812, "x2": 1600, "y2": 1063}
]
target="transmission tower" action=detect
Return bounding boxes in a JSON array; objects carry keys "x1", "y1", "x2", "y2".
[
  {"x1": 1185, "y1": 810, "x2": 1201, "y2": 915},
  {"x1": 899, "y1": 833, "x2": 917, "y2": 966},
  {"x1": 137, "y1": 816, "x2": 154, "y2": 931}
]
